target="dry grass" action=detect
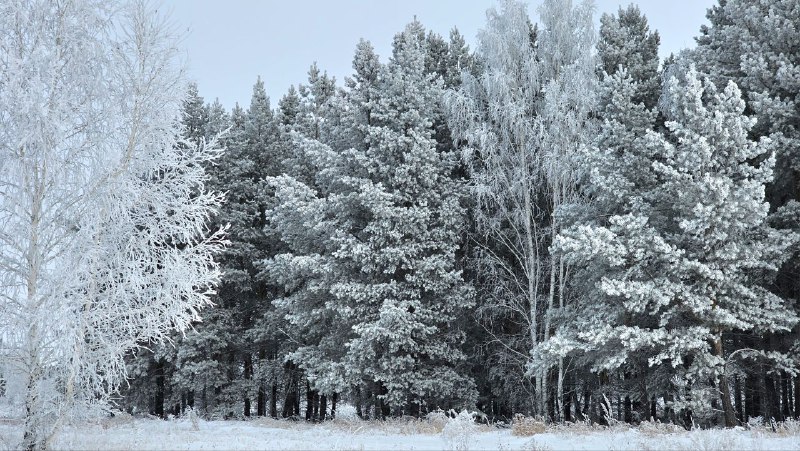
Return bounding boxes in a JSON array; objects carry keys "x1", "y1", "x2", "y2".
[
  {"x1": 636, "y1": 419, "x2": 683, "y2": 437},
  {"x1": 511, "y1": 414, "x2": 547, "y2": 436}
]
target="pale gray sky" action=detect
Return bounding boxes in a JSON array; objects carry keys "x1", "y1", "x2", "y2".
[{"x1": 168, "y1": 0, "x2": 715, "y2": 109}]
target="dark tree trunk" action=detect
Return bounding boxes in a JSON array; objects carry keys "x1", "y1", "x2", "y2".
[
  {"x1": 712, "y1": 336, "x2": 736, "y2": 427},
  {"x1": 564, "y1": 384, "x2": 572, "y2": 422},
  {"x1": 257, "y1": 385, "x2": 266, "y2": 417},
  {"x1": 312, "y1": 392, "x2": 320, "y2": 421},
  {"x1": 282, "y1": 361, "x2": 297, "y2": 418},
  {"x1": 781, "y1": 372, "x2": 791, "y2": 420},
  {"x1": 624, "y1": 395, "x2": 632, "y2": 423},
  {"x1": 765, "y1": 373, "x2": 779, "y2": 422},
  {"x1": 734, "y1": 375, "x2": 743, "y2": 424},
  {"x1": 377, "y1": 381, "x2": 390, "y2": 419},
  {"x1": 650, "y1": 396, "x2": 657, "y2": 422},
  {"x1": 637, "y1": 377, "x2": 650, "y2": 422},
  {"x1": 320, "y1": 395, "x2": 327, "y2": 421},
  {"x1": 332, "y1": 392, "x2": 338, "y2": 420},
  {"x1": 154, "y1": 360, "x2": 165, "y2": 419},
  {"x1": 355, "y1": 386, "x2": 364, "y2": 419},
  {"x1": 305, "y1": 381, "x2": 313, "y2": 421},
  {"x1": 270, "y1": 382, "x2": 278, "y2": 418},
  {"x1": 243, "y1": 354, "x2": 253, "y2": 417}
]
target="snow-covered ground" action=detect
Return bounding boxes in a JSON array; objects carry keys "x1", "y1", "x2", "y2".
[{"x1": 1, "y1": 409, "x2": 798, "y2": 451}]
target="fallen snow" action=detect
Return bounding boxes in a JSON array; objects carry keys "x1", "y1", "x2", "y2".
[{"x1": 0, "y1": 414, "x2": 798, "y2": 450}]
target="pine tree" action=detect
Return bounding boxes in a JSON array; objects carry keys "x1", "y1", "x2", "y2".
[
  {"x1": 597, "y1": 5, "x2": 660, "y2": 109},
  {"x1": 693, "y1": 0, "x2": 800, "y2": 423},
  {"x1": 267, "y1": 22, "x2": 476, "y2": 417},
  {"x1": 548, "y1": 67, "x2": 797, "y2": 427}
]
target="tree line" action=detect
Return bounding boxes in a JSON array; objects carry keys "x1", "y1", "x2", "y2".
[{"x1": 115, "y1": 0, "x2": 800, "y2": 429}]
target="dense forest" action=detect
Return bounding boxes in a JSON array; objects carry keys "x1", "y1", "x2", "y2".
[
  {"x1": 2, "y1": 2, "x2": 799, "y2": 448},
  {"x1": 115, "y1": 0, "x2": 800, "y2": 429}
]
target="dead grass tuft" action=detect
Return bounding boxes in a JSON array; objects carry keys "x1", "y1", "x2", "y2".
[{"x1": 512, "y1": 414, "x2": 547, "y2": 436}]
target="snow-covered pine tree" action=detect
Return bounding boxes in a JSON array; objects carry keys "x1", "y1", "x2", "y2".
[
  {"x1": 694, "y1": 0, "x2": 800, "y2": 422},
  {"x1": 547, "y1": 66, "x2": 796, "y2": 427},
  {"x1": 597, "y1": 5, "x2": 660, "y2": 109},
  {"x1": 536, "y1": 5, "x2": 664, "y2": 424},
  {"x1": 267, "y1": 21, "x2": 476, "y2": 417},
  {"x1": 0, "y1": 1, "x2": 225, "y2": 448},
  {"x1": 273, "y1": 64, "x2": 340, "y2": 421}
]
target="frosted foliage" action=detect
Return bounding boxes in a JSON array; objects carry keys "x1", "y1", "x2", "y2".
[
  {"x1": 597, "y1": 5, "x2": 660, "y2": 108},
  {"x1": 266, "y1": 21, "x2": 475, "y2": 409},
  {"x1": 446, "y1": 0, "x2": 597, "y2": 415},
  {"x1": 0, "y1": 1, "x2": 224, "y2": 449},
  {"x1": 544, "y1": 66, "x2": 796, "y2": 417}
]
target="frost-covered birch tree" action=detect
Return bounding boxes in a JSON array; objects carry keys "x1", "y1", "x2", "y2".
[
  {"x1": 446, "y1": 0, "x2": 596, "y2": 418},
  {"x1": 0, "y1": 1, "x2": 224, "y2": 448},
  {"x1": 446, "y1": 0, "x2": 545, "y2": 415}
]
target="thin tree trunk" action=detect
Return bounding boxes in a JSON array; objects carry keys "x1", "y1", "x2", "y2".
[
  {"x1": 320, "y1": 395, "x2": 327, "y2": 421},
  {"x1": 712, "y1": 335, "x2": 736, "y2": 427},
  {"x1": 305, "y1": 381, "x2": 313, "y2": 421},
  {"x1": 734, "y1": 375, "x2": 743, "y2": 424},
  {"x1": 282, "y1": 361, "x2": 295, "y2": 418},
  {"x1": 781, "y1": 372, "x2": 791, "y2": 420},
  {"x1": 270, "y1": 382, "x2": 278, "y2": 418},
  {"x1": 243, "y1": 354, "x2": 253, "y2": 417},
  {"x1": 794, "y1": 376, "x2": 800, "y2": 419},
  {"x1": 765, "y1": 372, "x2": 779, "y2": 422},
  {"x1": 257, "y1": 385, "x2": 266, "y2": 417}
]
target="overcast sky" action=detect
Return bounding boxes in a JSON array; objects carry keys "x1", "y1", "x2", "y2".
[{"x1": 168, "y1": 0, "x2": 716, "y2": 109}]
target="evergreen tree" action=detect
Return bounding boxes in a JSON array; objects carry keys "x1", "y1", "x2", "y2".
[
  {"x1": 597, "y1": 5, "x2": 660, "y2": 109},
  {"x1": 693, "y1": 0, "x2": 800, "y2": 423},
  {"x1": 546, "y1": 67, "x2": 797, "y2": 427},
  {"x1": 267, "y1": 22, "x2": 476, "y2": 417}
]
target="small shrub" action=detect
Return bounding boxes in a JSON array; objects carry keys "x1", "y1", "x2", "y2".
[
  {"x1": 775, "y1": 418, "x2": 800, "y2": 436},
  {"x1": 442, "y1": 409, "x2": 478, "y2": 451},
  {"x1": 426, "y1": 409, "x2": 450, "y2": 433},
  {"x1": 638, "y1": 419, "x2": 682, "y2": 437}
]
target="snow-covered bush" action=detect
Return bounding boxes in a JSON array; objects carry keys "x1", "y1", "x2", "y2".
[
  {"x1": 425, "y1": 409, "x2": 450, "y2": 433},
  {"x1": 442, "y1": 410, "x2": 478, "y2": 451}
]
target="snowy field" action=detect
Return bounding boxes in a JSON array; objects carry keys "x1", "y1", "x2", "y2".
[{"x1": 1, "y1": 409, "x2": 798, "y2": 451}]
